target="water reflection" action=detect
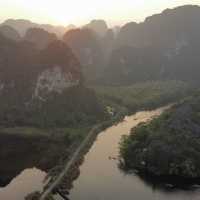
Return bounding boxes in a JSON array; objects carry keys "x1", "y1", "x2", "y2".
[
  {"x1": 119, "y1": 166, "x2": 200, "y2": 192},
  {"x1": 0, "y1": 132, "x2": 66, "y2": 200},
  {"x1": 0, "y1": 168, "x2": 46, "y2": 200},
  {"x1": 68, "y1": 107, "x2": 200, "y2": 200}
]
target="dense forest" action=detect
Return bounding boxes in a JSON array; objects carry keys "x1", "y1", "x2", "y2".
[{"x1": 120, "y1": 92, "x2": 200, "y2": 179}]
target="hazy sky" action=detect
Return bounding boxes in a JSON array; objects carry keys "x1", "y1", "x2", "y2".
[{"x1": 1, "y1": 0, "x2": 200, "y2": 26}]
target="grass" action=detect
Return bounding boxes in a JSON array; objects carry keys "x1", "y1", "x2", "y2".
[
  {"x1": 0, "y1": 126, "x2": 91, "y2": 142},
  {"x1": 120, "y1": 92, "x2": 200, "y2": 178},
  {"x1": 0, "y1": 127, "x2": 49, "y2": 137},
  {"x1": 93, "y1": 80, "x2": 192, "y2": 114}
]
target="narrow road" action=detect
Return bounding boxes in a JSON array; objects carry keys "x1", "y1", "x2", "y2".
[
  {"x1": 40, "y1": 105, "x2": 171, "y2": 200},
  {"x1": 40, "y1": 124, "x2": 101, "y2": 200}
]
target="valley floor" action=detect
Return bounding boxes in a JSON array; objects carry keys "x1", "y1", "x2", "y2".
[{"x1": 0, "y1": 80, "x2": 194, "y2": 200}]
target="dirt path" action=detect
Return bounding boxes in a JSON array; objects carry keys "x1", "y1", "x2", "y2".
[
  {"x1": 40, "y1": 105, "x2": 171, "y2": 200},
  {"x1": 39, "y1": 124, "x2": 101, "y2": 200}
]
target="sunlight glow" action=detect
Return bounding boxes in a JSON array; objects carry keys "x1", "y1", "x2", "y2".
[{"x1": 1, "y1": 0, "x2": 200, "y2": 26}]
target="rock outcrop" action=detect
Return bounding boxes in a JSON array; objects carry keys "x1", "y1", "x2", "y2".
[
  {"x1": 0, "y1": 35, "x2": 104, "y2": 127},
  {"x1": 0, "y1": 25, "x2": 21, "y2": 41},
  {"x1": 24, "y1": 28, "x2": 57, "y2": 49},
  {"x1": 84, "y1": 20, "x2": 108, "y2": 37},
  {"x1": 63, "y1": 28, "x2": 104, "y2": 82},
  {"x1": 105, "y1": 5, "x2": 200, "y2": 85},
  {"x1": 2, "y1": 19, "x2": 69, "y2": 37}
]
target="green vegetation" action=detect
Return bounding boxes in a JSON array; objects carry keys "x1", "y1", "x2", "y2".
[
  {"x1": 0, "y1": 125, "x2": 91, "y2": 188},
  {"x1": 120, "y1": 92, "x2": 200, "y2": 178},
  {"x1": 0, "y1": 80, "x2": 193, "y2": 186},
  {"x1": 0, "y1": 85, "x2": 107, "y2": 128},
  {"x1": 0, "y1": 126, "x2": 90, "y2": 142},
  {"x1": 1, "y1": 81, "x2": 190, "y2": 142},
  {"x1": 94, "y1": 81, "x2": 192, "y2": 115}
]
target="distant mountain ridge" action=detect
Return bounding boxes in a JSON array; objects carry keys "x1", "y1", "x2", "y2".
[
  {"x1": 2, "y1": 19, "x2": 75, "y2": 37},
  {"x1": 84, "y1": 20, "x2": 108, "y2": 37},
  {"x1": 24, "y1": 28, "x2": 57, "y2": 49},
  {"x1": 0, "y1": 33, "x2": 104, "y2": 127},
  {"x1": 117, "y1": 5, "x2": 200, "y2": 48},
  {"x1": 0, "y1": 25, "x2": 21, "y2": 41},
  {"x1": 105, "y1": 5, "x2": 200, "y2": 85},
  {"x1": 63, "y1": 28, "x2": 104, "y2": 81},
  {"x1": 2, "y1": 5, "x2": 200, "y2": 86},
  {"x1": 0, "y1": 18, "x2": 115, "y2": 83},
  {"x1": 0, "y1": 35, "x2": 81, "y2": 102}
]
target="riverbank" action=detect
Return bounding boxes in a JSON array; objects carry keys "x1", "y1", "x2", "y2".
[
  {"x1": 31, "y1": 81, "x2": 193, "y2": 199},
  {"x1": 120, "y1": 92, "x2": 200, "y2": 180},
  {"x1": 38, "y1": 105, "x2": 176, "y2": 200},
  {"x1": 2, "y1": 80, "x2": 190, "y2": 199},
  {"x1": 0, "y1": 126, "x2": 92, "y2": 190},
  {"x1": 36, "y1": 105, "x2": 128, "y2": 200},
  {"x1": 69, "y1": 107, "x2": 171, "y2": 200}
]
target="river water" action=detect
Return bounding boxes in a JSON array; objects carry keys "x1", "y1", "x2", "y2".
[
  {"x1": 67, "y1": 107, "x2": 200, "y2": 200},
  {"x1": 1, "y1": 107, "x2": 200, "y2": 200},
  {"x1": 0, "y1": 168, "x2": 46, "y2": 200}
]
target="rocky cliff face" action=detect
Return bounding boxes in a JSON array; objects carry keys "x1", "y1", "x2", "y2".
[
  {"x1": 105, "y1": 5, "x2": 200, "y2": 85},
  {"x1": 33, "y1": 40, "x2": 81, "y2": 100},
  {"x1": 0, "y1": 34, "x2": 104, "y2": 127},
  {"x1": 33, "y1": 66, "x2": 79, "y2": 101},
  {"x1": 24, "y1": 28, "x2": 57, "y2": 49},
  {"x1": 2, "y1": 19, "x2": 68, "y2": 37},
  {"x1": 84, "y1": 20, "x2": 108, "y2": 37},
  {"x1": 117, "y1": 5, "x2": 200, "y2": 48},
  {"x1": 5, "y1": 6, "x2": 200, "y2": 86},
  {"x1": 63, "y1": 28, "x2": 105, "y2": 82},
  {"x1": 63, "y1": 29, "x2": 102, "y2": 66},
  {"x1": 0, "y1": 25, "x2": 21, "y2": 41},
  {"x1": 0, "y1": 36, "x2": 81, "y2": 102}
]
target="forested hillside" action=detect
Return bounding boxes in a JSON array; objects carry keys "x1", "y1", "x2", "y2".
[{"x1": 120, "y1": 91, "x2": 200, "y2": 178}]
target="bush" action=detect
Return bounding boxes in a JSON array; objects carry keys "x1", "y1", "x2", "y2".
[{"x1": 120, "y1": 93, "x2": 200, "y2": 178}]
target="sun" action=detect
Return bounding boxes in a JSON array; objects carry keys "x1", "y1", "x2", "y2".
[
  {"x1": 20, "y1": 0, "x2": 95, "y2": 26},
  {"x1": 2, "y1": 0, "x2": 200, "y2": 26}
]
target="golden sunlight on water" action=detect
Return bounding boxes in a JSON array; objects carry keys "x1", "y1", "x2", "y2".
[
  {"x1": 0, "y1": 168, "x2": 46, "y2": 200},
  {"x1": 62, "y1": 106, "x2": 200, "y2": 200}
]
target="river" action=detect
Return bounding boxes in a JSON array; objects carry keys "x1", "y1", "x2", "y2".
[
  {"x1": 0, "y1": 128, "x2": 67, "y2": 200},
  {"x1": 56, "y1": 106, "x2": 200, "y2": 200},
  {"x1": 1, "y1": 107, "x2": 200, "y2": 200},
  {"x1": 0, "y1": 168, "x2": 46, "y2": 200}
]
